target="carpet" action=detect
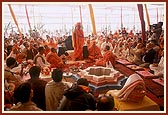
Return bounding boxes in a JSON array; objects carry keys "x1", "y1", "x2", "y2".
[
  {"x1": 136, "y1": 71, "x2": 158, "y2": 79},
  {"x1": 64, "y1": 61, "x2": 164, "y2": 110},
  {"x1": 144, "y1": 79, "x2": 164, "y2": 98},
  {"x1": 115, "y1": 64, "x2": 135, "y2": 77},
  {"x1": 126, "y1": 64, "x2": 144, "y2": 71},
  {"x1": 152, "y1": 78, "x2": 164, "y2": 86}
]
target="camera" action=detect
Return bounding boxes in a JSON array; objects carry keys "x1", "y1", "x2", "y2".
[{"x1": 152, "y1": 24, "x2": 158, "y2": 29}]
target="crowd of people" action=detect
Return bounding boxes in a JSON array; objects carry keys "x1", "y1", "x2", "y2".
[{"x1": 3, "y1": 21, "x2": 164, "y2": 111}]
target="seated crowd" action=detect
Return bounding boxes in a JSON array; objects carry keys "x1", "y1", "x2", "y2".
[{"x1": 4, "y1": 23, "x2": 164, "y2": 111}]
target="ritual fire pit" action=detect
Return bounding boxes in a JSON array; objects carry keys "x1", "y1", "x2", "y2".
[{"x1": 79, "y1": 66, "x2": 124, "y2": 86}]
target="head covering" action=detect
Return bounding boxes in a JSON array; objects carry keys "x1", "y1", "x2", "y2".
[
  {"x1": 75, "y1": 22, "x2": 82, "y2": 29},
  {"x1": 76, "y1": 22, "x2": 81, "y2": 26}
]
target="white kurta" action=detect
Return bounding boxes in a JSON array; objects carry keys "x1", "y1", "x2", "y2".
[
  {"x1": 45, "y1": 80, "x2": 72, "y2": 111},
  {"x1": 149, "y1": 56, "x2": 164, "y2": 76}
]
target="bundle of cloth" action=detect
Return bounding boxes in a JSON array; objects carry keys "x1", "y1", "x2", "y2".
[{"x1": 107, "y1": 73, "x2": 146, "y2": 103}]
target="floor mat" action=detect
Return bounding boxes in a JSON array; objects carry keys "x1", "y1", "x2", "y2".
[{"x1": 144, "y1": 79, "x2": 164, "y2": 98}]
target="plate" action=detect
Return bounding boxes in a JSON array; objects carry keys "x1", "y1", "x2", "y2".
[{"x1": 63, "y1": 72, "x2": 72, "y2": 77}]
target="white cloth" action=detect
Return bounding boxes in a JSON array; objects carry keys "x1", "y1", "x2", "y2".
[
  {"x1": 10, "y1": 64, "x2": 22, "y2": 73},
  {"x1": 100, "y1": 42, "x2": 113, "y2": 55},
  {"x1": 35, "y1": 53, "x2": 50, "y2": 68},
  {"x1": 7, "y1": 51, "x2": 17, "y2": 59},
  {"x1": 149, "y1": 56, "x2": 164, "y2": 76},
  {"x1": 109, "y1": 73, "x2": 145, "y2": 101}
]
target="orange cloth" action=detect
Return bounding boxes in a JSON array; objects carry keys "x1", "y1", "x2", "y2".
[
  {"x1": 16, "y1": 52, "x2": 26, "y2": 64},
  {"x1": 78, "y1": 85, "x2": 91, "y2": 93},
  {"x1": 113, "y1": 31, "x2": 119, "y2": 38},
  {"x1": 95, "y1": 50, "x2": 116, "y2": 67},
  {"x1": 46, "y1": 52, "x2": 64, "y2": 68},
  {"x1": 44, "y1": 48, "x2": 51, "y2": 56},
  {"x1": 48, "y1": 41, "x2": 57, "y2": 49},
  {"x1": 88, "y1": 45, "x2": 102, "y2": 61},
  {"x1": 128, "y1": 32, "x2": 134, "y2": 38},
  {"x1": 42, "y1": 41, "x2": 48, "y2": 46},
  {"x1": 72, "y1": 23, "x2": 85, "y2": 59}
]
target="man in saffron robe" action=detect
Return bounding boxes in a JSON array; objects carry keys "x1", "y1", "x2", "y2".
[
  {"x1": 46, "y1": 48, "x2": 64, "y2": 68},
  {"x1": 72, "y1": 22, "x2": 85, "y2": 60},
  {"x1": 88, "y1": 40, "x2": 103, "y2": 62},
  {"x1": 128, "y1": 30, "x2": 134, "y2": 38},
  {"x1": 95, "y1": 45, "x2": 116, "y2": 67},
  {"x1": 44, "y1": 45, "x2": 51, "y2": 56}
]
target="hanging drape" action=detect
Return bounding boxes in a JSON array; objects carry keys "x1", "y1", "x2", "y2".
[
  {"x1": 137, "y1": 4, "x2": 146, "y2": 43},
  {"x1": 25, "y1": 5, "x2": 32, "y2": 31},
  {"x1": 144, "y1": 4, "x2": 150, "y2": 30},
  {"x1": 8, "y1": 4, "x2": 22, "y2": 37},
  {"x1": 88, "y1": 4, "x2": 97, "y2": 36}
]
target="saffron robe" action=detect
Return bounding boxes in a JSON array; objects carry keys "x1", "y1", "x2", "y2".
[
  {"x1": 46, "y1": 52, "x2": 64, "y2": 68},
  {"x1": 95, "y1": 50, "x2": 116, "y2": 67},
  {"x1": 88, "y1": 45, "x2": 102, "y2": 61},
  {"x1": 72, "y1": 27, "x2": 85, "y2": 60}
]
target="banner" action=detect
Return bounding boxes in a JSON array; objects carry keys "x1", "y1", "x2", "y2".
[{"x1": 137, "y1": 4, "x2": 146, "y2": 43}]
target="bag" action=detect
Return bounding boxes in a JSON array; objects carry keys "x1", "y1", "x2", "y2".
[{"x1": 83, "y1": 45, "x2": 89, "y2": 59}]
